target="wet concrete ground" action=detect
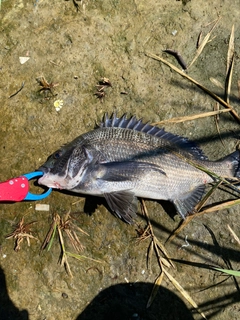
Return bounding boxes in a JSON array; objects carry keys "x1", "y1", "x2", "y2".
[{"x1": 0, "y1": 1, "x2": 240, "y2": 319}]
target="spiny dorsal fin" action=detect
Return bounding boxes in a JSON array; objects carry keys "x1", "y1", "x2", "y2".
[{"x1": 99, "y1": 113, "x2": 208, "y2": 160}]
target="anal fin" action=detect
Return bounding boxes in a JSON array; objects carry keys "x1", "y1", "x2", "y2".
[{"x1": 173, "y1": 185, "x2": 205, "y2": 219}]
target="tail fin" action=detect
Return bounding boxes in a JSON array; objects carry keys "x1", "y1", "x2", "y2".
[
  {"x1": 223, "y1": 150, "x2": 240, "y2": 178},
  {"x1": 233, "y1": 150, "x2": 240, "y2": 178}
]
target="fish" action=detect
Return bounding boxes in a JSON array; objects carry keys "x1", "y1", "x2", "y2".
[{"x1": 38, "y1": 113, "x2": 240, "y2": 223}]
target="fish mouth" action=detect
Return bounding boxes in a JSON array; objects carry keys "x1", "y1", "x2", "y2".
[{"x1": 38, "y1": 172, "x2": 63, "y2": 189}]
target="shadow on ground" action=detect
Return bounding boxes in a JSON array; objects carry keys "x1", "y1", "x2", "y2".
[
  {"x1": 0, "y1": 266, "x2": 29, "y2": 320},
  {"x1": 76, "y1": 281, "x2": 194, "y2": 320},
  {"x1": 0, "y1": 264, "x2": 194, "y2": 320}
]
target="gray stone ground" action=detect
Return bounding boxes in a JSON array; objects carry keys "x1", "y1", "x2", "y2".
[{"x1": 0, "y1": 1, "x2": 240, "y2": 319}]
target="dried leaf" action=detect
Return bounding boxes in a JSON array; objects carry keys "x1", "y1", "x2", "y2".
[
  {"x1": 155, "y1": 237, "x2": 174, "y2": 267},
  {"x1": 160, "y1": 257, "x2": 172, "y2": 269},
  {"x1": 225, "y1": 25, "x2": 235, "y2": 104},
  {"x1": 146, "y1": 272, "x2": 164, "y2": 308},
  {"x1": 163, "y1": 268, "x2": 207, "y2": 319},
  {"x1": 210, "y1": 77, "x2": 224, "y2": 90},
  {"x1": 213, "y1": 103, "x2": 225, "y2": 146},
  {"x1": 225, "y1": 53, "x2": 234, "y2": 104},
  {"x1": 198, "y1": 198, "x2": 240, "y2": 215},
  {"x1": 66, "y1": 251, "x2": 103, "y2": 263},
  {"x1": 147, "y1": 240, "x2": 154, "y2": 269},
  {"x1": 227, "y1": 225, "x2": 240, "y2": 246},
  {"x1": 188, "y1": 17, "x2": 220, "y2": 69},
  {"x1": 226, "y1": 25, "x2": 235, "y2": 75}
]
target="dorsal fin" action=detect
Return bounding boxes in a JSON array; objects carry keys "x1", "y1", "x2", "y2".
[{"x1": 99, "y1": 113, "x2": 208, "y2": 160}]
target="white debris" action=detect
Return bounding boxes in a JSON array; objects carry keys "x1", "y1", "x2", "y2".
[
  {"x1": 19, "y1": 56, "x2": 30, "y2": 64},
  {"x1": 35, "y1": 204, "x2": 50, "y2": 211}
]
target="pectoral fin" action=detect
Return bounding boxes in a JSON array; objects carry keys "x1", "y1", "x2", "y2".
[
  {"x1": 99, "y1": 161, "x2": 166, "y2": 182},
  {"x1": 104, "y1": 190, "x2": 138, "y2": 224}
]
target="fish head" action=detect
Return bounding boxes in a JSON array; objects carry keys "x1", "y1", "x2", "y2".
[{"x1": 38, "y1": 144, "x2": 94, "y2": 190}]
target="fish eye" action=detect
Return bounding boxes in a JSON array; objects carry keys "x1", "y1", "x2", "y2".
[{"x1": 53, "y1": 151, "x2": 62, "y2": 159}]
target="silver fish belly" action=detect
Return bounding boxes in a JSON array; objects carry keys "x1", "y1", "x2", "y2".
[{"x1": 38, "y1": 113, "x2": 240, "y2": 223}]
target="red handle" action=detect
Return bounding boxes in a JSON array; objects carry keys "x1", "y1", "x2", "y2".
[{"x1": 0, "y1": 176, "x2": 29, "y2": 202}]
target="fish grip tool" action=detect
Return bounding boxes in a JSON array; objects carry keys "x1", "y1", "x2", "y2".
[{"x1": 0, "y1": 171, "x2": 52, "y2": 202}]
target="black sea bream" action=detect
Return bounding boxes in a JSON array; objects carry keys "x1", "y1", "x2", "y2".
[{"x1": 38, "y1": 114, "x2": 240, "y2": 223}]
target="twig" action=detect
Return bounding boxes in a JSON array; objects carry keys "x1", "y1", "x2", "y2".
[
  {"x1": 9, "y1": 82, "x2": 25, "y2": 98},
  {"x1": 152, "y1": 108, "x2": 230, "y2": 126}
]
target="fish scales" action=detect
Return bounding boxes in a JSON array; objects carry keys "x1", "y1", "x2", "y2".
[{"x1": 38, "y1": 113, "x2": 240, "y2": 223}]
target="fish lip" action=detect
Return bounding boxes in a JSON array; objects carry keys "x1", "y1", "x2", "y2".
[{"x1": 38, "y1": 172, "x2": 63, "y2": 189}]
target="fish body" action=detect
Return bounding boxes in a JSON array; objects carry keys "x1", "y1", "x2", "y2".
[{"x1": 38, "y1": 114, "x2": 240, "y2": 223}]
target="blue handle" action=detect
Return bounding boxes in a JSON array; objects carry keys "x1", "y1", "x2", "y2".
[{"x1": 23, "y1": 171, "x2": 52, "y2": 201}]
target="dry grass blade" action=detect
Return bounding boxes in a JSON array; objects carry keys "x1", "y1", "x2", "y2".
[
  {"x1": 6, "y1": 217, "x2": 38, "y2": 251},
  {"x1": 57, "y1": 224, "x2": 73, "y2": 278},
  {"x1": 146, "y1": 272, "x2": 164, "y2": 308},
  {"x1": 59, "y1": 211, "x2": 88, "y2": 252},
  {"x1": 163, "y1": 267, "x2": 207, "y2": 320},
  {"x1": 152, "y1": 108, "x2": 230, "y2": 126},
  {"x1": 169, "y1": 197, "x2": 240, "y2": 224},
  {"x1": 227, "y1": 225, "x2": 240, "y2": 246},
  {"x1": 154, "y1": 237, "x2": 173, "y2": 266},
  {"x1": 145, "y1": 52, "x2": 240, "y2": 124},
  {"x1": 226, "y1": 25, "x2": 235, "y2": 76},
  {"x1": 225, "y1": 52, "x2": 234, "y2": 105},
  {"x1": 41, "y1": 212, "x2": 101, "y2": 276},
  {"x1": 210, "y1": 77, "x2": 224, "y2": 90},
  {"x1": 211, "y1": 76, "x2": 239, "y2": 102},
  {"x1": 188, "y1": 17, "x2": 220, "y2": 69},
  {"x1": 147, "y1": 239, "x2": 154, "y2": 269},
  {"x1": 238, "y1": 80, "x2": 240, "y2": 99},
  {"x1": 141, "y1": 200, "x2": 174, "y2": 268},
  {"x1": 136, "y1": 224, "x2": 151, "y2": 243},
  {"x1": 65, "y1": 251, "x2": 103, "y2": 264},
  {"x1": 141, "y1": 202, "x2": 206, "y2": 318},
  {"x1": 160, "y1": 257, "x2": 172, "y2": 269},
  {"x1": 64, "y1": 229, "x2": 84, "y2": 252},
  {"x1": 197, "y1": 198, "x2": 240, "y2": 215}
]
